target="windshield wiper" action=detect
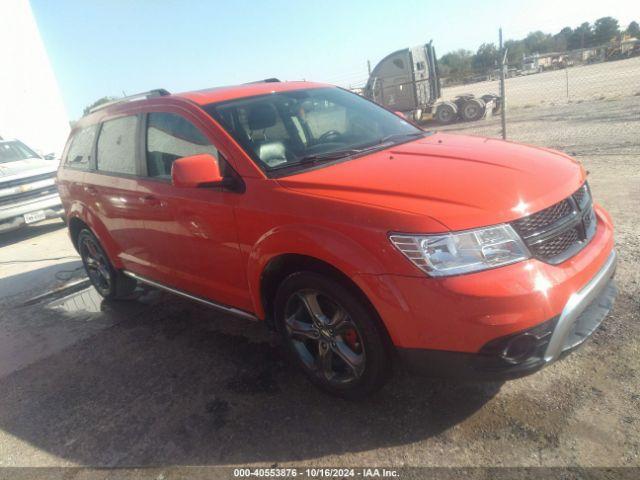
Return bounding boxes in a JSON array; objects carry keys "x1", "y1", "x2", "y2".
[
  {"x1": 377, "y1": 131, "x2": 426, "y2": 144},
  {"x1": 269, "y1": 146, "x2": 380, "y2": 172},
  {"x1": 296, "y1": 148, "x2": 361, "y2": 164}
]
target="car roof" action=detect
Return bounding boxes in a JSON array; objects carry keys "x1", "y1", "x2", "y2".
[
  {"x1": 174, "y1": 80, "x2": 332, "y2": 105},
  {"x1": 75, "y1": 81, "x2": 334, "y2": 129}
]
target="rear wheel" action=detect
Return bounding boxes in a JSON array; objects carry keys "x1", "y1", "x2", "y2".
[
  {"x1": 274, "y1": 271, "x2": 392, "y2": 399},
  {"x1": 77, "y1": 229, "x2": 136, "y2": 299},
  {"x1": 461, "y1": 98, "x2": 486, "y2": 121}
]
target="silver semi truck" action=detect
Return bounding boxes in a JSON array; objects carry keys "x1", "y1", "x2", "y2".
[{"x1": 362, "y1": 42, "x2": 501, "y2": 124}]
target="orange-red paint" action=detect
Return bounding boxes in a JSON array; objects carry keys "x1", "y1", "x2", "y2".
[{"x1": 57, "y1": 82, "x2": 614, "y2": 354}]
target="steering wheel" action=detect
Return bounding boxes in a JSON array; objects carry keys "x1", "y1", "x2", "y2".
[{"x1": 318, "y1": 130, "x2": 343, "y2": 143}]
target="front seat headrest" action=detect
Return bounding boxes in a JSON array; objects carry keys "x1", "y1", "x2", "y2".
[{"x1": 248, "y1": 103, "x2": 278, "y2": 131}]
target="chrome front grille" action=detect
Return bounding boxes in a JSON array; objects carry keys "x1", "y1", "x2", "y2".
[
  {"x1": 0, "y1": 172, "x2": 56, "y2": 189},
  {"x1": 0, "y1": 185, "x2": 59, "y2": 207},
  {"x1": 511, "y1": 182, "x2": 596, "y2": 264}
]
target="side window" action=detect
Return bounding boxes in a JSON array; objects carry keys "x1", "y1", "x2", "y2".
[
  {"x1": 146, "y1": 112, "x2": 218, "y2": 179},
  {"x1": 65, "y1": 125, "x2": 98, "y2": 169},
  {"x1": 392, "y1": 58, "x2": 405, "y2": 70},
  {"x1": 97, "y1": 116, "x2": 138, "y2": 175}
]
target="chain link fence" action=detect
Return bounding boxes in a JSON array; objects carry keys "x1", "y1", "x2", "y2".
[{"x1": 438, "y1": 55, "x2": 640, "y2": 158}]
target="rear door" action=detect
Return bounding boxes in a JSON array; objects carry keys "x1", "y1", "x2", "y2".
[
  {"x1": 57, "y1": 124, "x2": 98, "y2": 217},
  {"x1": 133, "y1": 109, "x2": 250, "y2": 311},
  {"x1": 85, "y1": 114, "x2": 150, "y2": 269}
]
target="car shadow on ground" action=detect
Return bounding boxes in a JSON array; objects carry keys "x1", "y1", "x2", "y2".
[
  {"x1": 0, "y1": 219, "x2": 66, "y2": 248},
  {"x1": 0, "y1": 286, "x2": 502, "y2": 466},
  {"x1": 0, "y1": 260, "x2": 84, "y2": 302}
]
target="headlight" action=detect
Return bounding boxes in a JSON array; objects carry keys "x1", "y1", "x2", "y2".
[{"x1": 390, "y1": 224, "x2": 530, "y2": 277}]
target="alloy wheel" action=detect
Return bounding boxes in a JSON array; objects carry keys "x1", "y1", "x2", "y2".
[
  {"x1": 284, "y1": 289, "x2": 366, "y2": 384},
  {"x1": 80, "y1": 236, "x2": 112, "y2": 294}
]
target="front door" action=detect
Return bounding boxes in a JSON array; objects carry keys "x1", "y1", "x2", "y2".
[
  {"x1": 134, "y1": 110, "x2": 251, "y2": 312},
  {"x1": 379, "y1": 50, "x2": 416, "y2": 112}
]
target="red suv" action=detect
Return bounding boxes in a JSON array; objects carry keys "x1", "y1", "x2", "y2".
[{"x1": 57, "y1": 81, "x2": 616, "y2": 398}]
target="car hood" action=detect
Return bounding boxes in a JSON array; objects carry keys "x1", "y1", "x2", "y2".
[
  {"x1": 0, "y1": 157, "x2": 58, "y2": 180},
  {"x1": 276, "y1": 132, "x2": 585, "y2": 231}
]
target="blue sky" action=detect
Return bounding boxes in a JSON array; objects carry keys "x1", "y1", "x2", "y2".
[{"x1": 31, "y1": 0, "x2": 637, "y2": 119}]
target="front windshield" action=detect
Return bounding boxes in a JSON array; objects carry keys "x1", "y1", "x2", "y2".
[
  {"x1": 0, "y1": 141, "x2": 40, "y2": 164},
  {"x1": 203, "y1": 87, "x2": 424, "y2": 174}
]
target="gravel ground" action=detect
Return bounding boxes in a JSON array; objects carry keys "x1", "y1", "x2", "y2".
[
  {"x1": 0, "y1": 95, "x2": 638, "y2": 473},
  {"x1": 442, "y1": 57, "x2": 640, "y2": 108}
]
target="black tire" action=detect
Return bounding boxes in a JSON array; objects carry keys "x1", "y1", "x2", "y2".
[
  {"x1": 461, "y1": 98, "x2": 486, "y2": 121},
  {"x1": 274, "y1": 271, "x2": 392, "y2": 399},
  {"x1": 435, "y1": 102, "x2": 457, "y2": 124},
  {"x1": 77, "y1": 229, "x2": 137, "y2": 299}
]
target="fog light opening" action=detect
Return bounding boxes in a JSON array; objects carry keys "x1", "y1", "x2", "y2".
[{"x1": 501, "y1": 333, "x2": 538, "y2": 364}]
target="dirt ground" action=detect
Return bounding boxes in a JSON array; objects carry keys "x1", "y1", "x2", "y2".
[
  {"x1": 442, "y1": 57, "x2": 640, "y2": 108},
  {"x1": 0, "y1": 94, "x2": 638, "y2": 473},
  {"x1": 448, "y1": 94, "x2": 636, "y2": 147}
]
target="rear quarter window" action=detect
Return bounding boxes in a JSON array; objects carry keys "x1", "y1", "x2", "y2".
[
  {"x1": 97, "y1": 116, "x2": 138, "y2": 175},
  {"x1": 65, "y1": 125, "x2": 98, "y2": 169}
]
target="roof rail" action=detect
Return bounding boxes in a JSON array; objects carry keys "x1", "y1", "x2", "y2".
[
  {"x1": 88, "y1": 89, "x2": 171, "y2": 114},
  {"x1": 244, "y1": 78, "x2": 281, "y2": 84}
]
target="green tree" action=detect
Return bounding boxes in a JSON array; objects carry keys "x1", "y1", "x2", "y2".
[
  {"x1": 523, "y1": 31, "x2": 555, "y2": 54},
  {"x1": 593, "y1": 16, "x2": 620, "y2": 45},
  {"x1": 568, "y1": 22, "x2": 593, "y2": 49},
  {"x1": 553, "y1": 27, "x2": 573, "y2": 51},
  {"x1": 504, "y1": 39, "x2": 527, "y2": 65},
  {"x1": 473, "y1": 43, "x2": 499, "y2": 73},
  {"x1": 83, "y1": 96, "x2": 118, "y2": 116},
  {"x1": 439, "y1": 49, "x2": 474, "y2": 80},
  {"x1": 437, "y1": 15, "x2": 626, "y2": 76}
]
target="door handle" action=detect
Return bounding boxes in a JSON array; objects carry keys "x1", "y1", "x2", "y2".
[
  {"x1": 83, "y1": 186, "x2": 98, "y2": 196},
  {"x1": 140, "y1": 195, "x2": 161, "y2": 206}
]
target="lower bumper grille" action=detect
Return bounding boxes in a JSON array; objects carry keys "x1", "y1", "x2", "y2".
[{"x1": 512, "y1": 182, "x2": 596, "y2": 264}]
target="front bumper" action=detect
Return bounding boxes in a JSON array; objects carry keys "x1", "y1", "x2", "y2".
[
  {"x1": 397, "y1": 249, "x2": 617, "y2": 380},
  {"x1": 0, "y1": 194, "x2": 64, "y2": 233}
]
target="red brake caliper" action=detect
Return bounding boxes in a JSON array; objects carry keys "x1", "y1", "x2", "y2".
[{"x1": 343, "y1": 329, "x2": 359, "y2": 350}]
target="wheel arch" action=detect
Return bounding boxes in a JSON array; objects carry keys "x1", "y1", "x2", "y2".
[
  {"x1": 66, "y1": 208, "x2": 123, "y2": 268},
  {"x1": 68, "y1": 215, "x2": 89, "y2": 251},
  {"x1": 247, "y1": 224, "x2": 388, "y2": 320},
  {"x1": 259, "y1": 253, "x2": 394, "y2": 350}
]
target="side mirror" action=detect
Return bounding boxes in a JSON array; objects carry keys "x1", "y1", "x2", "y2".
[{"x1": 171, "y1": 153, "x2": 224, "y2": 188}]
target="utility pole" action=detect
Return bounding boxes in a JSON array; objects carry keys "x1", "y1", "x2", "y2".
[
  {"x1": 499, "y1": 27, "x2": 507, "y2": 140},
  {"x1": 367, "y1": 60, "x2": 371, "y2": 76}
]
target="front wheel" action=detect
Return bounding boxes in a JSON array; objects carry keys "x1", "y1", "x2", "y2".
[
  {"x1": 77, "y1": 229, "x2": 137, "y2": 299},
  {"x1": 274, "y1": 272, "x2": 392, "y2": 399}
]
